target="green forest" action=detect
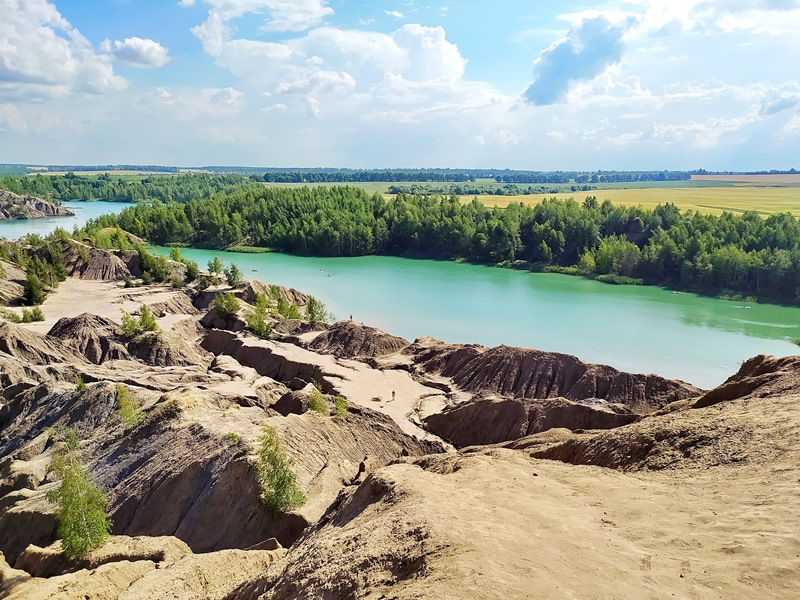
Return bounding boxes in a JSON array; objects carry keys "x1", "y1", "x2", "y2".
[
  {"x1": 80, "y1": 185, "x2": 800, "y2": 303},
  {"x1": 0, "y1": 173, "x2": 260, "y2": 203}
]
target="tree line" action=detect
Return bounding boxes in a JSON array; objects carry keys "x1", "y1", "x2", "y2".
[
  {"x1": 0, "y1": 173, "x2": 260, "y2": 203},
  {"x1": 80, "y1": 186, "x2": 800, "y2": 302}
]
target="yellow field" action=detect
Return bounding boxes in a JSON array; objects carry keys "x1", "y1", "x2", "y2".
[{"x1": 467, "y1": 186, "x2": 800, "y2": 216}]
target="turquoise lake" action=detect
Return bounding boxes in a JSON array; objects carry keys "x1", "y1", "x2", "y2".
[{"x1": 1, "y1": 201, "x2": 797, "y2": 389}]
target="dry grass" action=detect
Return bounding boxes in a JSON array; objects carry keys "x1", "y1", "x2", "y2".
[
  {"x1": 691, "y1": 174, "x2": 800, "y2": 184},
  {"x1": 468, "y1": 186, "x2": 800, "y2": 216}
]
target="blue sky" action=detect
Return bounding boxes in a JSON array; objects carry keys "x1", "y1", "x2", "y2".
[{"x1": 1, "y1": 0, "x2": 799, "y2": 170}]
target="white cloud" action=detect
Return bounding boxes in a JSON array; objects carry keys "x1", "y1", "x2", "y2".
[
  {"x1": 494, "y1": 129, "x2": 523, "y2": 145},
  {"x1": 141, "y1": 86, "x2": 245, "y2": 119},
  {"x1": 0, "y1": 0, "x2": 126, "y2": 99},
  {"x1": 609, "y1": 114, "x2": 757, "y2": 148},
  {"x1": 525, "y1": 16, "x2": 630, "y2": 105},
  {"x1": 101, "y1": 37, "x2": 171, "y2": 68},
  {"x1": 190, "y1": 0, "x2": 333, "y2": 32},
  {"x1": 386, "y1": 10, "x2": 405, "y2": 18}
]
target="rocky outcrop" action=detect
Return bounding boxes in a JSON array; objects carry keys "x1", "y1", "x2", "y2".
[
  {"x1": 127, "y1": 330, "x2": 213, "y2": 368},
  {"x1": 47, "y1": 313, "x2": 130, "y2": 364},
  {"x1": 692, "y1": 354, "x2": 800, "y2": 409},
  {"x1": 202, "y1": 329, "x2": 326, "y2": 388},
  {"x1": 424, "y1": 395, "x2": 639, "y2": 447},
  {"x1": 407, "y1": 338, "x2": 701, "y2": 413},
  {"x1": 61, "y1": 243, "x2": 132, "y2": 281},
  {"x1": 0, "y1": 190, "x2": 73, "y2": 220},
  {"x1": 308, "y1": 321, "x2": 410, "y2": 359},
  {"x1": 3, "y1": 536, "x2": 285, "y2": 600},
  {"x1": 0, "y1": 322, "x2": 82, "y2": 368}
]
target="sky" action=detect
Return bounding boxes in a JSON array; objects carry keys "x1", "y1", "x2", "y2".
[{"x1": 1, "y1": 0, "x2": 799, "y2": 170}]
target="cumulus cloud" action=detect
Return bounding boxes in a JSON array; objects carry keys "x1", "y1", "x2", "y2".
[
  {"x1": 386, "y1": 10, "x2": 404, "y2": 18},
  {"x1": 100, "y1": 37, "x2": 170, "y2": 67},
  {"x1": 524, "y1": 16, "x2": 629, "y2": 106},
  {"x1": 0, "y1": 0, "x2": 126, "y2": 99},
  {"x1": 760, "y1": 93, "x2": 800, "y2": 115}
]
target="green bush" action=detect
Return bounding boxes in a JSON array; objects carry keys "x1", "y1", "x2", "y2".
[
  {"x1": 0, "y1": 309, "x2": 22, "y2": 323},
  {"x1": 224, "y1": 263, "x2": 242, "y2": 287},
  {"x1": 245, "y1": 292, "x2": 272, "y2": 339},
  {"x1": 208, "y1": 256, "x2": 223, "y2": 275},
  {"x1": 116, "y1": 384, "x2": 144, "y2": 431},
  {"x1": 213, "y1": 292, "x2": 241, "y2": 319},
  {"x1": 276, "y1": 297, "x2": 301, "y2": 320},
  {"x1": 225, "y1": 432, "x2": 240, "y2": 446},
  {"x1": 185, "y1": 260, "x2": 199, "y2": 281},
  {"x1": 76, "y1": 376, "x2": 87, "y2": 392},
  {"x1": 120, "y1": 305, "x2": 159, "y2": 338},
  {"x1": 46, "y1": 428, "x2": 112, "y2": 558},
  {"x1": 23, "y1": 271, "x2": 45, "y2": 305},
  {"x1": 305, "y1": 296, "x2": 334, "y2": 325},
  {"x1": 255, "y1": 423, "x2": 306, "y2": 514},
  {"x1": 307, "y1": 387, "x2": 328, "y2": 415},
  {"x1": 334, "y1": 395, "x2": 348, "y2": 419}
]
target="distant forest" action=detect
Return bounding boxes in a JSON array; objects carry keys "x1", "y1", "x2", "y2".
[
  {"x1": 0, "y1": 173, "x2": 260, "y2": 203},
  {"x1": 80, "y1": 186, "x2": 800, "y2": 303},
  {"x1": 257, "y1": 169, "x2": 692, "y2": 184}
]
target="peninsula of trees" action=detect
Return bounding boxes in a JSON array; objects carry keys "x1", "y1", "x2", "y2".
[{"x1": 80, "y1": 185, "x2": 800, "y2": 303}]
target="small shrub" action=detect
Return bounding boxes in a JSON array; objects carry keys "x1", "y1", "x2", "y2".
[
  {"x1": 0, "y1": 309, "x2": 22, "y2": 323},
  {"x1": 307, "y1": 387, "x2": 328, "y2": 415},
  {"x1": 224, "y1": 263, "x2": 242, "y2": 287},
  {"x1": 245, "y1": 291, "x2": 272, "y2": 339},
  {"x1": 226, "y1": 432, "x2": 240, "y2": 446},
  {"x1": 208, "y1": 256, "x2": 223, "y2": 275},
  {"x1": 23, "y1": 271, "x2": 45, "y2": 305},
  {"x1": 76, "y1": 376, "x2": 87, "y2": 392},
  {"x1": 255, "y1": 423, "x2": 306, "y2": 514},
  {"x1": 141, "y1": 270, "x2": 153, "y2": 285},
  {"x1": 276, "y1": 297, "x2": 301, "y2": 320},
  {"x1": 213, "y1": 292, "x2": 241, "y2": 319},
  {"x1": 116, "y1": 384, "x2": 144, "y2": 431},
  {"x1": 120, "y1": 305, "x2": 159, "y2": 338},
  {"x1": 305, "y1": 296, "x2": 334, "y2": 325},
  {"x1": 184, "y1": 260, "x2": 199, "y2": 281},
  {"x1": 30, "y1": 306, "x2": 45, "y2": 321},
  {"x1": 170, "y1": 276, "x2": 183, "y2": 289},
  {"x1": 138, "y1": 305, "x2": 159, "y2": 333},
  {"x1": 334, "y1": 395, "x2": 348, "y2": 419}
]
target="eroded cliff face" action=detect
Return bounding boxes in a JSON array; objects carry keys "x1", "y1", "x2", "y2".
[
  {"x1": 0, "y1": 191, "x2": 73, "y2": 220},
  {"x1": 405, "y1": 338, "x2": 701, "y2": 412}
]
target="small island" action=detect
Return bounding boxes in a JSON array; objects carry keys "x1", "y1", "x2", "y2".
[{"x1": 0, "y1": 189, "x2": 73, "y2": 220}]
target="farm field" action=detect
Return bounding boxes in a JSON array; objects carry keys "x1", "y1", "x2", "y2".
[{"x1": 469, "y1": 186, "x2": 800, "y2": 216}]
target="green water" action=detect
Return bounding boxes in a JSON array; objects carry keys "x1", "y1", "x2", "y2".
[{"x1": 159, "y1": 247, "x2": 800, "y2": 389}]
